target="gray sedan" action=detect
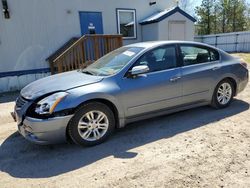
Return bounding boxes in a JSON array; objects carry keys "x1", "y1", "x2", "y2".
[{"x1": 14, "y1": 41, "x2": 248, "y2": 146}]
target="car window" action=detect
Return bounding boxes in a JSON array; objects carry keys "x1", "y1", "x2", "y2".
[
  {"x1": 133, "y1": 46, "x2": 177, "y2": 73},
  {"x1": 153, "y1": 48, "x2": 166, "y2": 61},
  {"x1": 82, "y1": 46, "x2": 144, "y2": 76},
  {"x1": 210, "y1": 49, "x2": 220, "y2": 61},
  {"x1": 180, "y1": 45, "x2": 219, "y2": 66}
]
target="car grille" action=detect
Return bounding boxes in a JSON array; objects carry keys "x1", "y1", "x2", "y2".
[{"x1": 16, "y1": 96, "x2": 29, "y2": 109}]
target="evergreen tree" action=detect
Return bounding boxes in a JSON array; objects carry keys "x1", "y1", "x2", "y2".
[
  {"x1": 195, "y1": 0, "x2": 214, "y2": 34},
  {"x1": 195, "y1": 0, "x2": 250, "y2": 34}
]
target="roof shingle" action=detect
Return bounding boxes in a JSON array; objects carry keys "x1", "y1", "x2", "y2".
[{"x1": 140, "y1": 6, "x2": 196, "y2": 25}]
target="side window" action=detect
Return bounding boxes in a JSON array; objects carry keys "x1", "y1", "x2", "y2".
[
  {"x1": 210, "y1": 49, "x2": 220, "y2": 61},
  {"x1": 152, "y1": 48, "x2": 166, "y2": 62},
  {"x1": 134, "y1": 46, "x2": 177, "y2": 73},
  {"x1": 180, "y1": 46, "x2": 210, "y2": 66},
  {"x1": 180, "y1": 45, "x2": 220, "y2": 66}
]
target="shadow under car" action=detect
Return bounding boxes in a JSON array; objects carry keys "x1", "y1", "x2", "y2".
[{"x1": 0, "y1": 99, "x2": 249, "y2": 178}]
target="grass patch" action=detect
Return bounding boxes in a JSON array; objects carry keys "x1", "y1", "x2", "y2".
[{"x1": 231, "y1": 53, "x2": 250, "y2": 63}]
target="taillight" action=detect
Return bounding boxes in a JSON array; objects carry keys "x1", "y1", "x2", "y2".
[{"x1": 240, "y1": 60, "x2": 248, "y2": 69}]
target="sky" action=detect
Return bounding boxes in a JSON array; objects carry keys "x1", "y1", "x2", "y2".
[{"x1": 182, "y1": 0, "x2": 250, "y2": 16}]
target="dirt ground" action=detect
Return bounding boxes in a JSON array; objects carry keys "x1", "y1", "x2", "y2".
[
  {"x1": 231, "y1": 53, "x2": 250, "y2": 63},
  {"x1": 0, "y1": 82, "x2": 250, "y2": 188}
]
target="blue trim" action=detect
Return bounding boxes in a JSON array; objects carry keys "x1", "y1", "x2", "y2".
[
  {"x1": 140, "y1": 6, "x2": 196, "y2": 25},
  {"x1": 0, "y1": 68, "x2": 50, "y2": 78}
]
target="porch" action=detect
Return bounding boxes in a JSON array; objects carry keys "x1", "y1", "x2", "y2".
[{"x1": 47, "y1": 34, "x2": 123, "y2": 74}]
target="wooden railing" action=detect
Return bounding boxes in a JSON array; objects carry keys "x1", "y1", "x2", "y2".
[{"x1": 49, "y1": 34, "x2": 123, "y2": 74}]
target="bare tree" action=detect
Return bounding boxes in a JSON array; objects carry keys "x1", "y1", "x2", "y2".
[{"x1": 179, "y1": 0, "x2": 196, "y2": 14}]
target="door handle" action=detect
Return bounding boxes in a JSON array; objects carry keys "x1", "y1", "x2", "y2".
[
  {"x1": 212, "y1": 66, "x2": 221, "y2": 71},
  {"x1": 170, "y1": 76, "x2": 181, "y2": 82}
]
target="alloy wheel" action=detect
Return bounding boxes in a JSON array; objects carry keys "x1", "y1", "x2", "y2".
[
  {"x1": 77, "y1": 110, "x2": 109, "y2": 141},
  {"x1": 216, "y1": 82, "x2": 232, "y2": 105}
]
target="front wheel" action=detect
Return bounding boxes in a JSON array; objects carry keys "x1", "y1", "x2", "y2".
[
  {"x1": 211, "y1": 79, "x2": 235, "y2": 109},
  {"x1": 68, "y1": 102, "x2": 115, "y2": 146}
]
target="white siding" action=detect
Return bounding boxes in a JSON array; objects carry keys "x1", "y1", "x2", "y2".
[
  {"x1": 0, "y1": 0, "x2": 176, "y2": 92},
  {"x1": 141, "y1": 23, "x2": 159, "y2": 41},
  {"x1": 158, "y1": 12, "x2": 194, "y2": 41},
  {"x1": 141, "y1": 12, "x2": 194, "y2": 42},
  {"x1": 0, "y1": 0, "x2": 175, "y2": 72},
  {"x1": 0, "y1": 73, "x2": 51, "y2": 93}
]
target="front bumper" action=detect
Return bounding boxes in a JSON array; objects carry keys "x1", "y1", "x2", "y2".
[{"x1": 16, "y1": 115, "x2": 73, "y2": 145}]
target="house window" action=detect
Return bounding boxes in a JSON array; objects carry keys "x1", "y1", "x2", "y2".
[{"x1": 117, "y1": 9, "x2": 136, "y2": 39}]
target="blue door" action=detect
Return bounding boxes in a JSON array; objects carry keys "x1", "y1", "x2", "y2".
[{"x1": 79, "y1": 12, "x2": 104, "y2": 35}]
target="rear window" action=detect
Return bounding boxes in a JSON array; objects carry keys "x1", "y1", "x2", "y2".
[{"x1": 180, "y1": 45, "x2": 219, "y2": 66}]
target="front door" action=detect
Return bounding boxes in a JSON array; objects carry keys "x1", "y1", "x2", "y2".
[
  {"x1": 79, "y1": 12, "x2": 104, "y2": 35},
  {"x1": 118, "y1": 45, "x2": 183, "y2": 118}
]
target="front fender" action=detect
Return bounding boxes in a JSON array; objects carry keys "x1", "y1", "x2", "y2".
[{"x1": 53, "y1": 82, "x2": 126, "y2": 126}]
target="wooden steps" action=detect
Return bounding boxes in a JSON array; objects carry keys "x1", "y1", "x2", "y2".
[{"x1": 47, "y1": 35, "x2": 123, "y2": 74}]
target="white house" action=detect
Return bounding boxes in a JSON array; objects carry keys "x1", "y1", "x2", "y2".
[{"x1": 0, "y1": 0, "x2": 196, "y2": 93}]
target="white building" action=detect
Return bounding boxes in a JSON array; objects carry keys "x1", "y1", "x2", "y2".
[{"x1": 0, "y1": 0, "x2": 196, "y2": 92}]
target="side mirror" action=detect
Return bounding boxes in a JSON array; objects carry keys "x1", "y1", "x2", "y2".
[{"x1": 129, "y1": 65, "x2": 149, "y2": 77}]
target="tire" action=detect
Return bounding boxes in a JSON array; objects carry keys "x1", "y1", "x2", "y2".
[
  {"x1": 67, "y1": 102, "x2": 115, "y2": 146},
  {"x1": 211, "y1": 79, "x2": 235, "y2": 109}
]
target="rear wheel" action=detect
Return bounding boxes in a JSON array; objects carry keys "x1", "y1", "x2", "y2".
[
  {"x1": 68, "y1": 102, "x2": 115, "y2": 146},
  {"x1": 211, "y1": 79, "x2": 234, "y2": 109}
]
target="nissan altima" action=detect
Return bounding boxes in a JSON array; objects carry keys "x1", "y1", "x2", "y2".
[{"x1": 14, "y1": 41, "x2": 248, "y2": 146}]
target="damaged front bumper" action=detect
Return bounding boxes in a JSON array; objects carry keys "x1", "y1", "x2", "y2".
[{"x1": 13, "y1": 111, "x2": 73, "y2": 144}]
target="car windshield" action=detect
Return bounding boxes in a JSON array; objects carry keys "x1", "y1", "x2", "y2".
[{"x1": 81, "y1": 46, "x2": 144, "y2": 76}]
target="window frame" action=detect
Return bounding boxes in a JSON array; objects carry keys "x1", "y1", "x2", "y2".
[
  {"x1": 125, "y1": 44, "x2": 179, "y2": 77},
  {"x1": 209, "y1": 48, "x2": 220, "y2": 62},
  {"x1": 116, "y1": 8, "x2": 137, "y2": 40},
  {"x1": 177, "y1": 44, "x2": 220, "y2": 67}
]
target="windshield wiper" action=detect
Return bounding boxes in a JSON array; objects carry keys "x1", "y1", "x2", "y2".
[{"x1": 81, "y1": 70, "x2": 95, "y2": 75}]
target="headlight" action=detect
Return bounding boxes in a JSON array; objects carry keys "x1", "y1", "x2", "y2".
[{"x1": 35, "y1": 92, "x2": 68, "y2": 115}]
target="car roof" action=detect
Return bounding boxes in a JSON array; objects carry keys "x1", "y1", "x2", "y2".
[{"x1": 125, "y1": 40, "x2": 218, "y2": 50}]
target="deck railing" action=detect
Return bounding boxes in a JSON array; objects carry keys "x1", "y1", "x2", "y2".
[{"x1": 49, "y1": 34, "x2": 123, "y2": 74}]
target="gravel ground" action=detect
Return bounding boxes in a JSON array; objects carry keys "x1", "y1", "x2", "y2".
[{"x1": 0, "y1": 82, "x2": 249, "y2": 188}]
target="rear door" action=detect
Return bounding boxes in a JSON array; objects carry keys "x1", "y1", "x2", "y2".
[{"x1": 179, "y1": 44, "x2": 221, "y2": 104}]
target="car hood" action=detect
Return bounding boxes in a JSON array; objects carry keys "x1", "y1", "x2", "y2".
[{"x1": 21, "y1": 70, "x2": 103, "y2": 100}]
